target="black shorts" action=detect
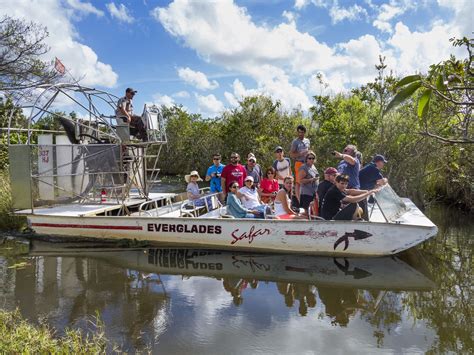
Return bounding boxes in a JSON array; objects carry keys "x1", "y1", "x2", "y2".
[{"x1": 299, "y1": 194, "x2": 314, "y2": 210}]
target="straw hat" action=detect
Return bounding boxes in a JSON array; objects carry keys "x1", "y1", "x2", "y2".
[{"x1": 185, "y1": 170, "x2": 203, "y2": 183}]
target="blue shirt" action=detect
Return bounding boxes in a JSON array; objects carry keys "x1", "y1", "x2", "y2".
[
  {"x1": 359, "y1": 162, "x2": 383, "y2": 190},
  {"x1": 337, "y1": 158, "x2": 360, "y2": 189},
  {"x1": 206, "y1": 163, "x2": 224, "y2": 192},
  {"x1": 226, "y1": 193, "x2": 248, "y2": 218}
]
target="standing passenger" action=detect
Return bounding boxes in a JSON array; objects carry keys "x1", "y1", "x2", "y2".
[
  {"x1": 205, "y1": 153, "x2": 225, "y2": 194},
  {"x1": 245, "y1": 153, "x2": 262, "y2": 187},
  {"x1": 333, "y1": 144, "x2": 361, "y2": 189},
  {"x1": 298, "y1": 151, "x2": 319, "y2": 214},
  {"x1": 290, "y1": 125, "x2": 310, "y2": 204},
  {"x1": 272, "y1": 146, "x2": 292, "y2": 188},
  {"x1": 221, "y1": 152, "x2": 247, "y2": 200}
]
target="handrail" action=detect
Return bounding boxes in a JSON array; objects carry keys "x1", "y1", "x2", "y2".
[{"x1": 180, "y1": 192, "x2": 222, "y2": 217}]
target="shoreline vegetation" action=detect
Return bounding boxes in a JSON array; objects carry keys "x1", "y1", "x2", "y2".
[{"x1": 0, "y1": 309, "x2": 113, "y2": 353}]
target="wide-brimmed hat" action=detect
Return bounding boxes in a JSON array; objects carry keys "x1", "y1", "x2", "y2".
[
  {"x1": 185, "y1": 170, "x2": 203, "y2": 183},
  {"x1": 373, "y1": 154, "x2": 387, "y2": 163}
]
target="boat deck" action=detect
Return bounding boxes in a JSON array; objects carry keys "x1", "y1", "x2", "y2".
[{"x1": 15, "y1": 192, "x2": 176, "y2": 217}]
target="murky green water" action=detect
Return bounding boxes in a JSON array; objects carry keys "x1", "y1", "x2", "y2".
[{"x1": 0, "y1": 205, "x2": 472, "y2": 353}]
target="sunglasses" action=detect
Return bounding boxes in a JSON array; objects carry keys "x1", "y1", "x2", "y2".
[
  {"x1": 230, "y1": 185, "x2": 238, "y2": 189},
  {"x1": 307, "y1": 157, "x2": 315, "y2": 160},
  {"x1": 275, "y1": 150, "x2": 282, "y2": 153},
  {"x1": 245, "y1": 180, "x2": 253, "y2": 183},
  {"x1": 213, "y1": 158, "x2": 220, "y2": 160},
  {"x1": 230, "y1": 156, "x2": 238, "y2": 159}
]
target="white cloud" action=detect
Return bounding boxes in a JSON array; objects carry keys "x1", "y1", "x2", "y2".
[
  {"x1": 66, "y1": 0, "x2": 104, "y2": 17},
  {"x1": 224, "y1": 91, "x2": 239, "y2": 107},
  {"x1": 388, "y1": 22, "x2": 460, "y2": 75},
  {"x1": 195, "y1": 93, "x2": 225, "y2": 116},
  {"x1": 437, "y1": 0, "x2": 473, "y2": 37},
  {"x1": 177, "y1": 67, "x2": 219, "y2": 90},
  {"x1": 2, "y1": 0, "x2": 117, "y2": 87},
  {"x1": 372, "y1": 3, "x2": 408, "y2": 33},
  {"x1": 328, "y1": 3, "x2": 367, "y2": 24},
  {"x1": 152, "y1": 93, "x2": 175, "y2": 107},
  {"x1": 294, "y1": 0, "x2": 310, "y2": 10},
  {"x1": 282, "y1": 10, "x2": 297, "y2": 25},
  {"x1": 106, "y1": 2, "x2": 134, "y2": 23},
  {"x1": 172, "y1": 90, "x2": 190, "y2": 98},
  {"x1": 153, "y1": 0, "x2": 469, "y2": 109}
]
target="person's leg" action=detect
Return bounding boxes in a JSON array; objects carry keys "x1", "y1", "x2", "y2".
[
  {"x1": 299, "y1": 194, "x2": 313, "y2": 213},
  {"x1": 334, "y1": 203, "x2": 358, "y2": 220},
  {"x1": 294, "y1": 161, "x2": 303, "y2": 202},
  {"x1": 359, "y1": 198, "x2": 369, "y2": 221}
]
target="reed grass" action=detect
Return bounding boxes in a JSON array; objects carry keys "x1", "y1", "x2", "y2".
[
  {"x1": 0, "y1": 309, "x2": 112, "y2": 353},
  {"x1": 0, "y1": 171, "x2": 26, "y2": 231}
]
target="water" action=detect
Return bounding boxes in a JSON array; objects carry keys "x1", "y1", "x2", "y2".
[{"x1": 0, "y1": 205, "x2": 472, "y2": 354}]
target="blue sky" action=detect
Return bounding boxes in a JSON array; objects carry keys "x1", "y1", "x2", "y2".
[{"x1": 1, "y1": 0, "x2": 472, "y2": 117}]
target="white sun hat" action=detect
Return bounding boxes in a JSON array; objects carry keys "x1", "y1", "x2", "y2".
[{"x1": 185, "y1": 170, "x2": 203, "y2": 183}]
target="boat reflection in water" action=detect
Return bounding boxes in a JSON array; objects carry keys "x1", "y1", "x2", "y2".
[{"x1": 29, "y1": 242, "x2": 435, "y2": 323}]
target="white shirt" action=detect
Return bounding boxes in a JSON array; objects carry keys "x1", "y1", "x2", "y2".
[{"x1": 238, "y1": 186, "x2": 260, "y2": 209}]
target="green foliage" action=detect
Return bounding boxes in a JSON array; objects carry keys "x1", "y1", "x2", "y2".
[
  {"x1": 0, "y1": 309, "x2": 111, "y2": 353},
  {"x1": 0, "y1": 172, "x2": 26, "y2": 230},
  {"x1": 384, "y1": 80, "x2": 421, "y2": 113},
  {"x1": 386, "y1": 37, "x2": 473, "y2": 143}
]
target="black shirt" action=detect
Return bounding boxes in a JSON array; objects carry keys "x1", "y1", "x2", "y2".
[
  {"x1": 317, "y1": 180, "x2": 333, "y2": 210},
  {"x1": 321, "y1": 185, "x2": 346, "y2": 220}
]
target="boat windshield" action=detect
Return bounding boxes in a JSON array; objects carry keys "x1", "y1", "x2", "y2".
[{"x1": 373, "y1": 185, "x2": 407, "y2": 221}]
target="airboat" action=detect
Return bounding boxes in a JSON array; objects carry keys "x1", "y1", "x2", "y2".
[{"x1": 4, "y1": 83, "x2": 438, "y2": 257}]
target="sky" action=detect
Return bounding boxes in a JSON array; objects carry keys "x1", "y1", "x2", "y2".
[{"x1": 0, "y1": 0, "x2": 472, "y2": 117}]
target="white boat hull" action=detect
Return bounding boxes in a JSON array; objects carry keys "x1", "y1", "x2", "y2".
[{"x1": 26, "y1": 202, "x2": 437, "y2": 257}]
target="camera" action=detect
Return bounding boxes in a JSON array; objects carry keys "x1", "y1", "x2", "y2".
[{"x1": 331, "y1": 151, "x2": 336, "y2": 156}]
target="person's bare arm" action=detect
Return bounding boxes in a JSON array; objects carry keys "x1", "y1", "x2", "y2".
[
  {"x1": 376, "y1": 178, "x2": 388, "y2": 186},
  {"x1": 346, "y1": 188, "x2": 368, "y2": 196},
  {"x1": 335, "y1": 151, "x2": 356, "y2": 166},
  {"x1": 343, "y1": 188, "x2": 379, "y2": 203}
]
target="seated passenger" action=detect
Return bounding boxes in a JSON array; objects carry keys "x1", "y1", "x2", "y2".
[
  {"x1": 317, "y1": 167, "x2": 338, "y2": 211},
  {"x1": 320, "y1": 174, "x2": 380, "y2": 220},
  {"x1": 115, "y1": 88, "x2": 147, "y2": 141},
  {"x1": 259, "y1": 167, "x2": 279, "y2": 204},
  {"x1": 226, "y1": 183, "x2": 263, "y2": 219},
  {"x1": 274, "y1": 176, "x2": 305, "y2": 219},
  {"x1": 237, "y1": 176, "x2": 268, "y2": 218},
  {"x1": 185, "y1": 170, "x2": 209, "y2": 207}
]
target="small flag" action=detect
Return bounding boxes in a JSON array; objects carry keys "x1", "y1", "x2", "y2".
[{"x1": 54, "y1": 57, "x2": 66, "y2": 75}]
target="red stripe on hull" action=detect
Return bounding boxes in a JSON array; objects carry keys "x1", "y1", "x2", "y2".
[
  {"x1": 285, "y1": 231, "x2": 307, "y2": 235},
  {"x1": 31, "y1": 223, "x2": 142, "y2": 231}
]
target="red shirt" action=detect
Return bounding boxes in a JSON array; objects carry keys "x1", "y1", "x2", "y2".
[
  {"x1": 260, "y1": 178, "x2": 279, "y2": 203},
  {"x1": 221, "y1": 164, "x2": 247, "y2": 191}
]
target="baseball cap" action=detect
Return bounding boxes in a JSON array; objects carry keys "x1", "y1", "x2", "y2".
[
  {"x1": 245, "y1": 176, "x2": 254, "y2": 182},
  {"x1": 373, "y1": 154, "x2": 387, "y2": 163},
  {"x1": 126, "y1": 87, "x2": 137, "y2": 94},
  {"x1": 324, "y1": 167, "x2": 338, "y2": 175},
  {"x1": 274, "y1": 146, "x2": 283, "y2": 152}
]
